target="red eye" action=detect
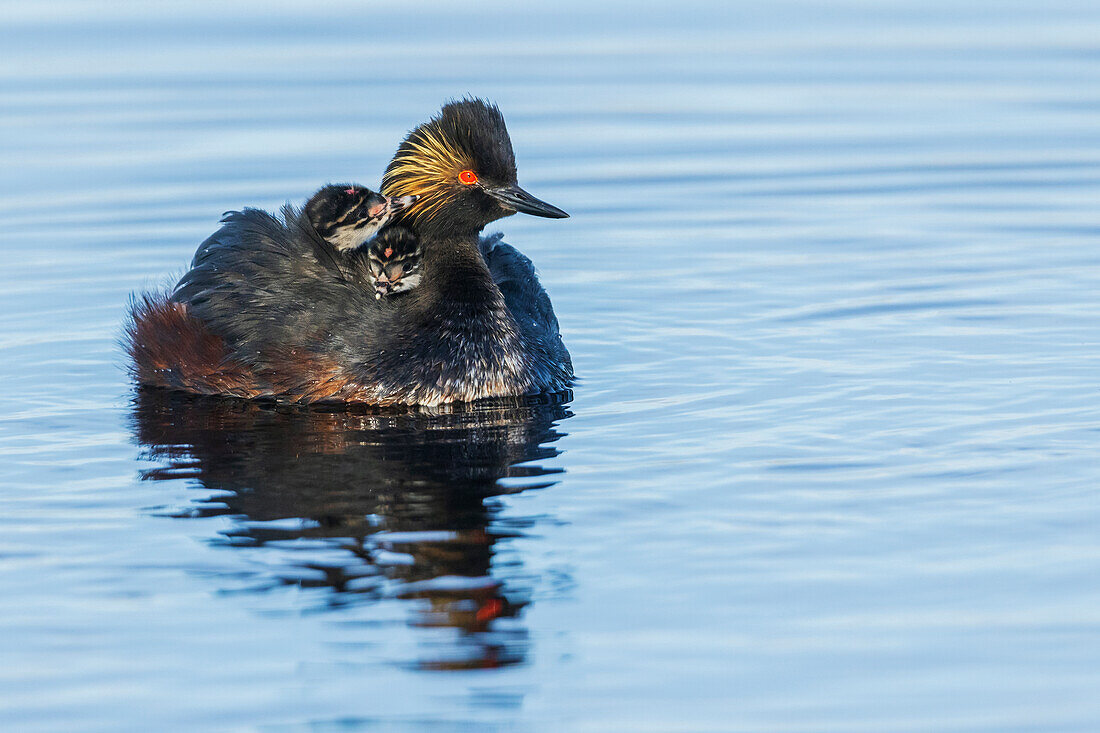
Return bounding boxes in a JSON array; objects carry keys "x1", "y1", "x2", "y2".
[{"x1": 458, "y1": 170, "x2": 478, "y2": 185}]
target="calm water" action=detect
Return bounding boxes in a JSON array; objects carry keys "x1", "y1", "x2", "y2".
[{"x1": 3, "y1": 1, "x2": 1100, "y2": 730}]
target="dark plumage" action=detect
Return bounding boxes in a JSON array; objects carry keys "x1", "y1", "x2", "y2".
[{"x1": 126, "y1": 98, "x2": 572, "y2": 406}]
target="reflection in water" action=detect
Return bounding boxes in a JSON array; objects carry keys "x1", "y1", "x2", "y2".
[{"x1": 130, "y1": 388, "x2": 573, "y2": 670}]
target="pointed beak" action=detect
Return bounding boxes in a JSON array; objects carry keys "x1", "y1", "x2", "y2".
[
  {"x1": 368, "y1": 194, "x2": 416, "y2": 219},
  {"x1": 486, "y1": 184, "x2": 569, "y2": 219},
  {"x1": 386, "y1": 194, "x2": 418, "y2": 213},
  {"x1": 374, "y1": 273, "x2": 392, "y2": 299}
]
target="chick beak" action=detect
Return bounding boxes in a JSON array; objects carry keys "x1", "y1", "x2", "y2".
[
  {"x1": 368, "y1": 194, "x2": 418, "y2": 221},
  {"x1": 374, "y1": 273, "x2": 391, "y2": 300},
  {"x1": 486, "y1": 184, "x2": 568, "y2": 219},
  {"x1": 386, "y1": 194, "x2": 418, "y2": 213}
]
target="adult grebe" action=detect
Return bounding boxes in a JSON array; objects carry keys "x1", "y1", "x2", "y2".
[{"x1": 127, "y1": 99, "x2": 572, "y2": 405}]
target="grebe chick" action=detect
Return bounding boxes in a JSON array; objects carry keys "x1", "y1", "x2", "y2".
[
  {"x1": 363, "y1": 226, "x2": 421, "y2": 299},
  {"x1": 305, "y1": 184, "x2": 416, "y2": 252}
]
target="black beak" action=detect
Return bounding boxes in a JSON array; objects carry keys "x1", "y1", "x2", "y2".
[{"x1": 487, "y1": 184, "x2": 569, "y2": 219}]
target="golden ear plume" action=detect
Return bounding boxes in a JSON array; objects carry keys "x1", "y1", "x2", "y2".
[{"x1": 382, "y1": 127, "x2": 473, "y2": 225}]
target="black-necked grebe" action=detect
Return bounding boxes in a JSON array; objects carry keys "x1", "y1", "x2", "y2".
[
  {"x1": 127, "y1": 98, "x2": 572, "y2": 405},
  {"x1": 362, "y1": 226, "x2": 422, "y2": 299},
  {"x1": 304, "y1": 184, "x2": 415, "y2": 252},
  {"x1": 306, "y1": 184, "x2": 422, "y2": 298}
]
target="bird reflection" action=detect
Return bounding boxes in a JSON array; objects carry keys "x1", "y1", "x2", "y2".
[{"x1": 130, "y1": 387, "x2": 572, "y2": 670}]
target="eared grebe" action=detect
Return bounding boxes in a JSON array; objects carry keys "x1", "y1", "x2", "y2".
[
  {"x1": 362, "y1": 226, "x2": 422, "y2": 299},
  {"x1": 304, "y1": 184, "x2": 420, "y2": 299},
  {"x1": 127, "y1": 98, "x2": 572, "y2": 406},
  {"x1": 304, "y1": 184, "x2": 416, "y2": 252}
]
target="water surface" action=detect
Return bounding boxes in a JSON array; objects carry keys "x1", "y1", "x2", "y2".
[{"x1": 3, "y1": 1, "x2": 1100, "y2": 731}]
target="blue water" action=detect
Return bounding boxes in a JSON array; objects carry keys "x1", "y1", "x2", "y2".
[{"x1": 3, "y1": 1, "x2": 1100, "y2": 730}]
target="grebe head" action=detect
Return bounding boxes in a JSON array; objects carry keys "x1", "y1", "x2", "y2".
[
  {"x1": 381, "y1": 98, "x2": 568, "y2": 235},
  {"x1": 365, "y1": 227, "x2": 422, "y2": 299},
  {"x1": 305, "y1": 184, "x2": 417, "y2": 252}
]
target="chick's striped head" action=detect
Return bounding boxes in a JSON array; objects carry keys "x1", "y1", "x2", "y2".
[{"x1": 382, "y1": 98, "x2": 518, "y2": 234}]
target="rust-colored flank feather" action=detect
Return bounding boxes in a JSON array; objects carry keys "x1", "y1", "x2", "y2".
[
  {"x1": 126, "y1": 293, "x2": 377, "y2": 404},
  {"x1": 126, "y1": 293, "x2": 255, "y2": 397}
]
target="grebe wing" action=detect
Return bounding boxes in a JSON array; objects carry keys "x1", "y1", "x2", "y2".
[
  {"x1": 174, "y1": 207, "x2": 379, "y2": 361},
  {"x1": 478, "y1": 233, "x2": 561, "y2": 339}
]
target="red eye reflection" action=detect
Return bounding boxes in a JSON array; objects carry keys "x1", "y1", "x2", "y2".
[{"x1": 458, "y1": 170, "x2": 478, "y2": 185}]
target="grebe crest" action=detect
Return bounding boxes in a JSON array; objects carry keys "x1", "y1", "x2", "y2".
[{"x1": 382, "y1": 98, "x2": 568, "y2": 236}]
